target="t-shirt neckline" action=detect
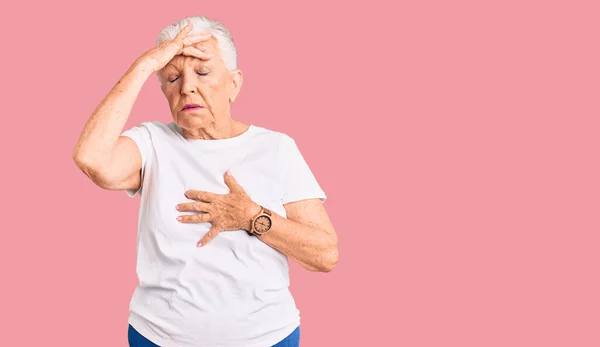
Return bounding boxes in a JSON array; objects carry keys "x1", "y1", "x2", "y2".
[{"x1": 169, "y1": 122, "x2": 256, "y2": 149}]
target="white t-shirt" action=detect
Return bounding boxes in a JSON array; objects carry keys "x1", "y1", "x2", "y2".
[{"x1": 120, "y1": 121, "x2": 326, "y2": 347}]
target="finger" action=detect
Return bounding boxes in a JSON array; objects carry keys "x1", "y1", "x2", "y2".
[
  {"x1": 176, "y1": 201, "x2": 210, "y2": 212},
  {"x1": 183, "y1": 33, "x2": 212, "y2": 46},
  {"x1": 185, "y1": 190, "x2": 219, "y2": 202},
  {"x1": 175, "y1": 23, "x2": 194, "y2": 40},
  {"x1": 181, "y1": 46, "x2": 213, "y2": 60},
  {"x1": 197, "y1": 226, "x2": 221, "y2": 247},
  {"x1": 177, "y1": 212, "x2": 212, "y2": 224},
  {"x1": 223, "y1": 170, "x2": 242, "y2": 192}
]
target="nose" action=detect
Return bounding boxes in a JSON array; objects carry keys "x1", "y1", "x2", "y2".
[{"x1": 181, "y1": 75, "x2": 197, "y2": 95}]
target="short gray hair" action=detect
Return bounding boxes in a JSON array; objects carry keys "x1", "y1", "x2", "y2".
[{"x1": 156, "y1": 16, "x2": 238, "y2": 72}]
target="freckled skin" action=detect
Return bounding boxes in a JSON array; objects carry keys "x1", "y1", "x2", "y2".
[
  {"x1": 158, "y1": 36, "x2": 339, "y2": 272},
  {"x1": 157, "y1": 37, "x2": 247, "y2": 140},
  {"x1": 74, "y1": 23, "x2": 339, "y2": 272}
]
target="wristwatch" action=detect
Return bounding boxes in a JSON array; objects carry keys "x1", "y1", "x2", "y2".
[{"x1": 249, "y1": 205, "x2": 273, "y2": 236}]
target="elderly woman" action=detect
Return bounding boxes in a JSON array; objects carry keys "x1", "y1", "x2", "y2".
[{"x1": 73, "y1": 16, "x2": 338, "y2": 347}]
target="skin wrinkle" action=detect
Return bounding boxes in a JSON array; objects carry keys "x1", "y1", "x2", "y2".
[
  {"x1": 72, "y1": 26, "x2": 339, "y2": 347},
  {"x1": 162, "y1": 33, "x2": 338, "y2": 272},
  {"x1": 157, "y1": 37, "x2": 244, "y2": 141}
]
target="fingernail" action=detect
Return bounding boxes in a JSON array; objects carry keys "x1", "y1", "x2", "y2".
[
  {"x1": 226, "y1": 170, "x2": 231, "y2": 176},
  {"x1": 176, "y1": 205, "x2": 180, "y2": 210},
  {"x1": 197, "y1": 242, "x2": 203, "y2": 247},
  {"x1": 177, "y1": 216, "x2": 182, "y2": 221}
]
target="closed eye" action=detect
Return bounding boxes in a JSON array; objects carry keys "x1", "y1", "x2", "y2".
[{"x1": 168, "y1": 72, "x2": 209, "y2": 83}]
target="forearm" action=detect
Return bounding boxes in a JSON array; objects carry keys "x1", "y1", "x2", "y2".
[
  {"x1": 256, "y1": 210, "x2": 338, "y2": 272},
  {"x1": 72, "y1": 60, "x2": 152, "y2": 166}
]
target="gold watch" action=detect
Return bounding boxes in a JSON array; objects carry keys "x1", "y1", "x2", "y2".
[{"x1": 249, "y1": 205, "x2": 273, "y2": 235}]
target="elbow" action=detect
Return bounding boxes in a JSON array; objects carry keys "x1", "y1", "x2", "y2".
[
  {"x1": 317, "y1": 245, "x2": 339, "y2": 273},
  {"x1": 72, "y1": 149, "x2": 87, "y2": 169},
  {"x1": 72, "y1": 155, "x2": 112, "y2": 188},
  {"x1": 73, "y1": 150, "x2": 99, "y2": 175},
  {"x1": 73, "y1": 154, "x2": 96, "y2": 179},
  {"x1": 72, "y1": 143, "x2": 94, "y2": 167},
  {"x1": 72, "y1": 143, "x2": 111, "y2": 173},
  {"x1": 73, "y1": 154, "x2": 99, "y2": 180}
]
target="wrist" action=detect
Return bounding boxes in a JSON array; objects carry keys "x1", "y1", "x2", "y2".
[
  {"x1": 246, "y1": 202, "x2": 262, "y2": 232},
  {"x1": 130, "y1": 58, "x2": 155, "y2": 77}
]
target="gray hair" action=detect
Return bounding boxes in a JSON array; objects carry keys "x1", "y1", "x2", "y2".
[{"x1": 155, "y1": 16, "x2": 238, "y2": 73}]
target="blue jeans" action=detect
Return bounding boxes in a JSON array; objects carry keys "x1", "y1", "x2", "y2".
[{"x1": 128, "y1": 324, "x2": 300, "y2": 347}]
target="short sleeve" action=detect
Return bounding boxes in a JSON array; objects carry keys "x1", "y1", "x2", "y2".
[
  {"x1": 120, "y1": 122, "x2": 152, "y2": 197},
  {"x1": 280, "y1": 134, "x2": 327, "y2": 205}
]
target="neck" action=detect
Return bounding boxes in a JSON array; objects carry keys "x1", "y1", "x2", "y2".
[{"x1": 180, "y1": 118, "x2": 248, "y2": 140}]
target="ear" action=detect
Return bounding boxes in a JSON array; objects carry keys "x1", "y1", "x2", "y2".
[{"x1": 228, "y1": 69, "x2": 243, "y2": 103}]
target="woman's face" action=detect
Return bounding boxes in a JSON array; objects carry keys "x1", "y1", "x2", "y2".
[{"x1": 158, "y1": 37, "x2": 242, "y2": 131}]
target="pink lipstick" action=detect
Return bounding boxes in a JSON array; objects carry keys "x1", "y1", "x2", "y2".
[{"x1": 182, "y1": 104, "x2": 203, "y2": 111}]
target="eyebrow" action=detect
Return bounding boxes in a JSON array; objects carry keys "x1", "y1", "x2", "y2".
[{"x1": 164, "y1": 61, "x2": 212, "y2": 70}]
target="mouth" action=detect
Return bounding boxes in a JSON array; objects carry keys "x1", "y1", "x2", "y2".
[{"x1": 182, "y1": 104, "x2": 204, "y2": 111}]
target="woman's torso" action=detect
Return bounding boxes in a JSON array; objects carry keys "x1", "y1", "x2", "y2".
[{"x1": 127, "y1": 122, "x2": 300, "y2": 347}]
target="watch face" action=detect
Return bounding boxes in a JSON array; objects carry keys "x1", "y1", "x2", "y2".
[{"x1": 254, "y1": 215, "x2": 272, "y2": 234}]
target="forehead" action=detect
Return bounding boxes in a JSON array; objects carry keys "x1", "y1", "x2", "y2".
[{"x1": 165, "y1": 37, "x2": 222, "y2": 68}]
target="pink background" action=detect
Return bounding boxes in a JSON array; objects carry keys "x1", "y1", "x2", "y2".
[{"x1": 1, "y1": 0, "x2": 598, "y2": 346}]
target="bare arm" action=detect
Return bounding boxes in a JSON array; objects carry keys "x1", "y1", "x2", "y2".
[
  {"x1": 72, "y1": 61, "x2": 152, "y2": 191},
  {"x1": 72, "y1": 25, "x2": 212, "y2": 191},
  {"x1": 179, "y1": 173, "x2": 339, "y2": 273},
  {"x1": 256, "y1": 199, "x2": 339, "y2": 272}
]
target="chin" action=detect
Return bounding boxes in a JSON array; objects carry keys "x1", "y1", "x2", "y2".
[{"x1": 175, "y1": 112, "x2": 211, "y2": 129}]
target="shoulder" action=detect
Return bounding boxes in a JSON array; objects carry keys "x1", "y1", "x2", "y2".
[
  {"x1": 133, "y1": 120, "x2": 174, "y2": 133},
  {"x1": 250, "y1": 124, "x2": 296, "y2": 147},
  {"x1": 125, "y1": 121, "x2": 183, "y2": 141}
]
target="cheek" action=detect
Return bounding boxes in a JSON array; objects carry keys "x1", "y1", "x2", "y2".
[
  {"x1": 205, "y1": 75, "x2": 223, "y2": 88},
  {"x1": 162, "y1": 89, "x2": 178, "y2": 107},
  {"x1": 200, "y1": 77, "x2": 228, "y2": 98},
  {"x1": 208, "y1": 75, "x2": 232, "y2": 94}
]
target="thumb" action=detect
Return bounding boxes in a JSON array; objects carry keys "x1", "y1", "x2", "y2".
[{"x1": 224, "y1": 170, "x2": 241, "y2": 192}]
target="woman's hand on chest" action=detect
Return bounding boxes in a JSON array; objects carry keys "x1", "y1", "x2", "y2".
[{"x1": 175, "y1": 170, "x2": 261, "y2": 247}]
